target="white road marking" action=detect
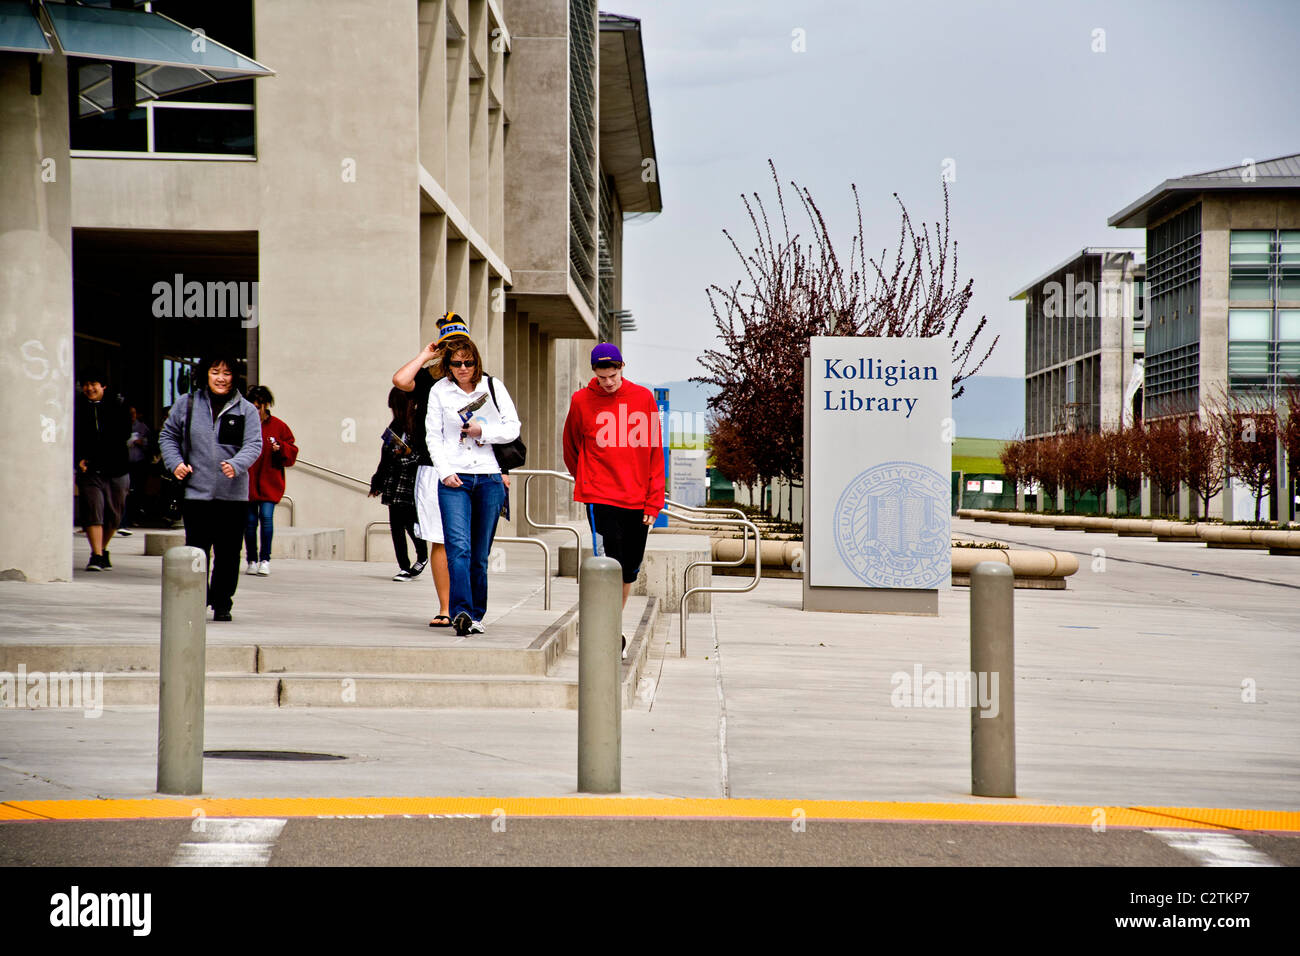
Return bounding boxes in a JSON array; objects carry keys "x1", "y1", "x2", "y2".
[
  {"x1": 172, "y1": 818, "x2": 286, "y2": 867},
  {"x1": 1147, "y1": 829, "x2": 1280, "y2": 867}
]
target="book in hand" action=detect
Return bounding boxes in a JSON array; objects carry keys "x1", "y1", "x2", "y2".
[{"x1": 382, "y1": 427, "x2": 412, "y2": 456}]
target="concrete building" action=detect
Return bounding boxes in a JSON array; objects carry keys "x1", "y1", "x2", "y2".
[
  {"x1": 1109, "y1": 154, "x2": 1300, "y2": 520},
  {"x1": 1108, "y1": 154, "x2": 1300, "y2": 422},
  {"x1": 1011, "y1": 248, "x2": 1146, "y2": 439},
  {"x1": 0, "y1": 0, "x2": 661, "y2": 582}
]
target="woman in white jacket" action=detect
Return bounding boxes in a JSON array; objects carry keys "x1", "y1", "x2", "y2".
[{"x1": 426, "y1": 329, "x2": 520, "y2": 637}]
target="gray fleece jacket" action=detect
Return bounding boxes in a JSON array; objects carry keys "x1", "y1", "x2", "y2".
[{"x1": 160, "y1": 389, "x2": 263, "y2": 501}]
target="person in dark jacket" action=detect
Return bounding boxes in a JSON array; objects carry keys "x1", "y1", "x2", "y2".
[
  {"x1": 369, "y1": 388, "x2": 434, "y2": 588},
  {"x1": 243, "y1": 385, "x2": 298, "y2": 576},
  {"x1": 159, "y1": 354, "x2": 262, "y2": 621},
  {"x1": 74, "y1": 371, "x2": 132, "y2": 572}
]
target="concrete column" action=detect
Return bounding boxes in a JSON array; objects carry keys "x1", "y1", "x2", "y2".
[
  {"x1": 541, "y1": 332, "x2": 555, "y2": 514},
  {"x1": 445, "y1": 0, "x2": 471, "y2": 210},
  {"x1": 467, "y1": 258, "x2": 490, "y2": 353},
  {"x1": 1178, "y1": 482, "x2": 1191, "y2": 520},
  {"x1": 528, "y1": 321, "x2": 542, "y2": 519},
  {"x1": 446, "y1": 238, "x2": 470, "y2": 314},
  {"x1": 468, "y1": 0, "x2": 489, "y2": 229},
  {"x1": 419, "y1": 213, "x2": 448, "y2": 340},
  {"x1": 1105, "y1": 483, "x2": 1117, "y2": 515},
  {"x1": 0, "y1": 56, "x2": 74, "y2": 582},
  {"x1": 1055, "y1": 486, "x2": 1065, "y2": 512},
  {"x1": 1140, "y1": 477, "x2": 1152, "y2": 517},
  {"x1": 417, "y1": 0, "x2": 448, "y2": 183}
]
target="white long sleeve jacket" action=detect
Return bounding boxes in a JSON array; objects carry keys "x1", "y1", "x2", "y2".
[{"x1": 426, "y1": 374, "x2": 521, "y2": 481}]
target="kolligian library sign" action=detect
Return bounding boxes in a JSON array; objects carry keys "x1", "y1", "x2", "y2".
[{"x1": 803, "y1": 336, "x2": 952, "y2": 615}]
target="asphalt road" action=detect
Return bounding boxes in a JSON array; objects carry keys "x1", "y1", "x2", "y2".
[{"x1": 3, "y1": 817, "x2": 1296, "y2": 867}]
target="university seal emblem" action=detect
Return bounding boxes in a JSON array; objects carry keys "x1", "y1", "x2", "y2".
[{"x1": 833, "y1": 461, "x2": 949, "y2": 588}]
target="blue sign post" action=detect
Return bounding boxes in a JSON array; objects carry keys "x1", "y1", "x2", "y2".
[{"x1": 653, "y1": 388, "x2": 670, "y2": 528}]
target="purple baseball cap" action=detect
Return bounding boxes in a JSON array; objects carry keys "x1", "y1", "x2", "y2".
[{"x1": 591, "y1": 343, "x2": 623, "y2": 365}]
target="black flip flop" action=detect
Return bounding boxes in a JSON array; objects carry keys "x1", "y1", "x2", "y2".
[{"x1": 429, "y1": 615, "x2": 452, "y2": 628}]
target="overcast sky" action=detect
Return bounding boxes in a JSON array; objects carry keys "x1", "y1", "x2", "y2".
[{"x1": 611, "y1": 0, "x2": 1300, "y2": 384}]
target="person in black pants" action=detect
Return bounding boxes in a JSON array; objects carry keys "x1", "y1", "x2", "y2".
[
  {"x1": 370, "y1": 388, "x2": 429, "y2": 583},
  {"x1": 159, "y1": 354, "x2": 263, "y2": 621}
]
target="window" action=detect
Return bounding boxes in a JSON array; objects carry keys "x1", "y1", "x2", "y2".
[
  {"x1": 1280, "y1": 310, "x2": 1300, "y2": 385},
  {"x1": 1228, "y1": 309, "x2": 1290, "y2": 391},
  {"x1": 1280, "y1": 232, "x2": 1300, "y2": 301},
  {"x1": 1229, "y1": 231, "x2": 1271, "y2": 300},
  {"x1": 69, "y1": 1, "x2": 258, "y2": 159},
  {"x1": 162, "y1": 356, "x2": 201, "y2": 409}
]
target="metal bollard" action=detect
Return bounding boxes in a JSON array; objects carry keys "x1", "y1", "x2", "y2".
[
  {"x1": 970, "y1": 561, "x2": 1015, "y2": 797},
  {"x1": 578, "y1": 556, "x2": 622, "y2": 793},
  {"x1": 157, "y1": 546, "x2": 208, "y2": 795}
]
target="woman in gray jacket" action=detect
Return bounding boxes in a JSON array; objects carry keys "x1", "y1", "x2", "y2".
[{"x1": 160, "y1": 354, "x2": 262, "y2": 621}]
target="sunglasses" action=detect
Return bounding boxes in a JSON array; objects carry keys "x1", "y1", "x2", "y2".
[{"x1": 449, "y1": 360, "x2": 476, "y2": 368}]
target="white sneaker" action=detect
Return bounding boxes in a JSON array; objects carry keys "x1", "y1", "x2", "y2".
[
  {"x1": 468, "y1": 620, "x2": 486, "y2": 634},
  {"x1": 257, "y1": 560, "x2": 271, "y2": 576},
  {"x1": 245, "y1": 562, "x2": 258, "y2": 575}
]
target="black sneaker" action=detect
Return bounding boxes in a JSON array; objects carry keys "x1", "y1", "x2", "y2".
[
  {"x1": 213, "y1": 610, "x2": 232, "y2": 622},
  {"x1": 621, "y1": 634, "x2": 628, "y2": 660},
  {"x1": 452, "y1": 612, "x2": 472, "y2": 637},
  {"x1": 86, "y1": 554, "x2": 104, "y2": 572},
  {"x1": 116, "y1": 529, "x2": 133, "y2": 537},
  {"x1": 393, "y1": 569, "x2": 412, "y2": 581},
  {"x1": 408, "y1": 558, "x2": 428, "y2": 578},
  {"x1": 101, "y1": 550, "x2": 112, "y2": 570}
]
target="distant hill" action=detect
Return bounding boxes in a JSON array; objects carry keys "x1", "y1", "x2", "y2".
[{"x1": 650, "y1": 374, "x2": 1024, "y2": 440}]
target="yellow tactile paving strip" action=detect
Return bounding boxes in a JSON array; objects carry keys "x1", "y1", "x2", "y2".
[{"x1": 1, "y1": 797, "x2": 1295, "y2": 832}]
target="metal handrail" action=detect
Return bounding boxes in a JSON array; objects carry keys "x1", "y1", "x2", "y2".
[
  {"x1": 275, "y1": 494, "x2": 295, "y2": 527},
  {"x1": 662, "y1": 507, "x2": 761, "y2": 658},
  {"x1": 363, "y1": 520, "x2": 390, "y2": 562},
  {"x1": 494, "y1": 537, "x2": 551, "y2": 609},
  {"x1": 296, "y1": 457, "x2": 370, "y2": 487},
  {"x1": 511, "y1": 469, "x2": 583, "y2": 582},
  {"x1": 663, "y1": 500, "x2": 751, "y2": 524},
  {"x1": 300, "y1": 459, "x2": 567, "y2": 608}
]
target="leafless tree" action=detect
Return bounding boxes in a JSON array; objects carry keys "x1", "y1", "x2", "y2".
[{"x1": 696, "y1": 161, "x2": 1000, "y2": 519}]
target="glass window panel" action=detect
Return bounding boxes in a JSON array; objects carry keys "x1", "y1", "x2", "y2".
[
  {"x1": 0, "y1": 0, "x2": 52, "y2": 53},
  {"x1": 1229, "y1": 230, "x2": 1272, "y2": 265},
  {"x1": 45, "y1": 3, "x2": 269, "y2": 74},
  {"x1": 1279, "y1": 231, "x2": 1300, "y2": 265},
  {"x1": 1230, "y1": 275, "x2": 1271, "y2": 300},
  {"x1": 70, "y1": 106, "x2": 147, "y2": 151},
  {"x1": 1229, "y1": 309, "x2": 1271, "y2": 340},
  {"x1": 1279, "y1": 343, "x2": 1300, "y2": 381},
  {"x1": 1279, "y1": 311, "x2": 1300, "y2": 341},
  {"x1": 152, "y1": 106, "x2": 253, "y2": 154}
]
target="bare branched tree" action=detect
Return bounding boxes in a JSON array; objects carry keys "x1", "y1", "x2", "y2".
[{"x1": 696, "y1": 161, "x2": 999, "y2": 519}]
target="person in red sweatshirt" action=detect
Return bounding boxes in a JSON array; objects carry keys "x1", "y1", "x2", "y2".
[
  {"x1": 563, "y1": 344, "x2": 665, "y2": 655},
  {"x1": 244, "y1": 385, "x2": 298, "y2": 576}
]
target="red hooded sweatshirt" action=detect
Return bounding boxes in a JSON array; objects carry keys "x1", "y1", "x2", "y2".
[
  {"x1": 562, "y1": 377, "x2": 665, "y2": 514},
  {"x1": 248, "y1": 415, "x2": 299, "y2": 503}
]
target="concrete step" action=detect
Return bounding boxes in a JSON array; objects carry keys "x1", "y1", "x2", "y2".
[
  {"x1": 144, "y1": 527, "x2": 344, "y2": 560},
  {"x1": 0, "y1": 598, "x2": 658, "y2": 710},
  {"x1": 0, "y1": 608, "x2": 575, "y2": 678}
]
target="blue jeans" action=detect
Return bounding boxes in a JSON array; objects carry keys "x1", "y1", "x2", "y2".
[
  {"x1": 438, "y1": 473, "x2": 505, "y2": 621},
  {"x1": 244, "y1": 500, "x2": 275, "y2": 562}
]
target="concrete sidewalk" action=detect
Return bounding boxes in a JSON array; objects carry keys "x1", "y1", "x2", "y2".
[{"x1": 1, "y1": 520, "x2": 1296, "y2": 810}]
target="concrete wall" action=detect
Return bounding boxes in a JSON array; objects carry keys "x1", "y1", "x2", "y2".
[
  {"x1": 7, "y1": 0, "x2": 651, "y2": 575},
  {"x1": 1, "y1": 56, "x2": 75, "y2": 582}
]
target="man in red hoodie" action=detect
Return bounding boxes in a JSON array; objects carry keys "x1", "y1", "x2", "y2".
[{"x1": 563, "y1": 344, "x2": 665, "y2": 647}]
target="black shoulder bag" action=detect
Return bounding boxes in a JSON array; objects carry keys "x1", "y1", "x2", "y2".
[{"x1": 484, "y1": 375, "x2": 526, "y2": 473}]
